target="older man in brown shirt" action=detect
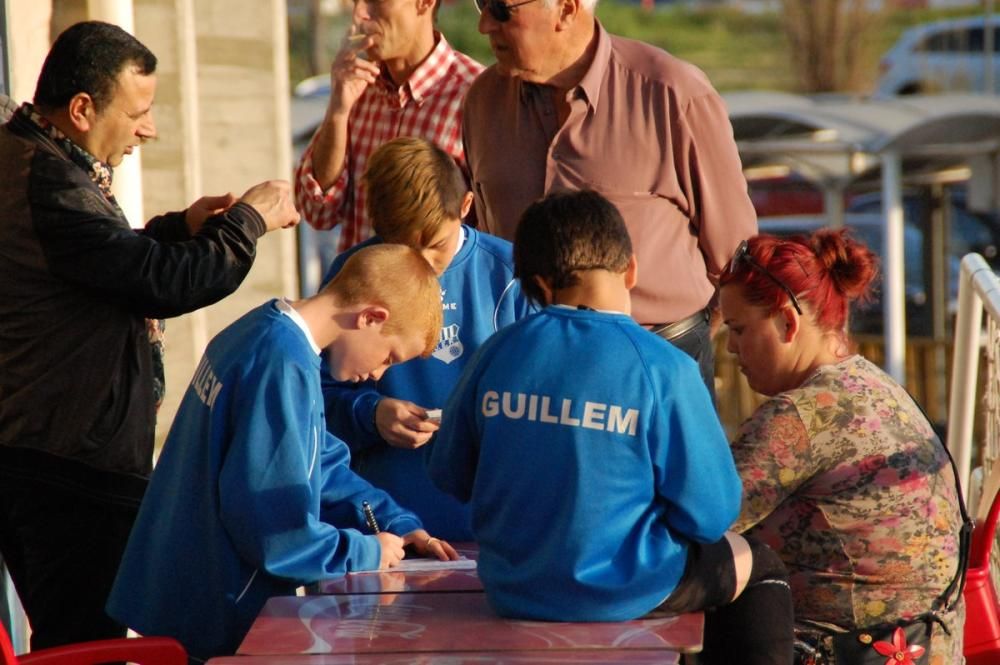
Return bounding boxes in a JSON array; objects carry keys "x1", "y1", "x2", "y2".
[{"x1": 463, "y1": 0, "x2": 756, "y2": 397}]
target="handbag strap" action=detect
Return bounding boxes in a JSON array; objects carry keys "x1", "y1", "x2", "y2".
[
  {"x1": 932, "y1": 434, "x2": 974, "y2": 613},
  {"x1": 903, "y1": 388, "x2": 974, "y2": 614}
]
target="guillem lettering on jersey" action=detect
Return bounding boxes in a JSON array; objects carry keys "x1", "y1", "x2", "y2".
[
  {"x1": 191, "y1": 355, "x2": 223, "y2": 409},
  {"x1": 480, "y1": 390, "x2": 639, "y2": 436}
]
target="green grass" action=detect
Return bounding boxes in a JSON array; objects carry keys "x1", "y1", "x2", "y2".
[{"x1": 289, "y1": 3, "x2": 990, "y2": 94}]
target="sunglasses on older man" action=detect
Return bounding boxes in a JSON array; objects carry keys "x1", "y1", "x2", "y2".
[
  {"x1": 726, "y1": 240, "x2": 803, "y2": 315},
  {"x1": 474, "y1": 0, "x2": 540, "y2": 22}
]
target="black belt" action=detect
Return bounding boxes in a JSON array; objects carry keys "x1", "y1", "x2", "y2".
[{"x1": 648, "y1": 308, "x2": 709, "y2": 342}]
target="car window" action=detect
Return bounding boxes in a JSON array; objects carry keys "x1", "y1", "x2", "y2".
[
  {"x1": 951, "y1": 208, "x2": 1000, "y2": 261},
  {"x1": 850, "y1": 223, "x2": 925, "y2": 291},
  {"x1": 847, "y1": 195, "x2": 923, "y2": 222},
  {"x1": 919, "y1": 27, "x2": 983, "y2": 53}
]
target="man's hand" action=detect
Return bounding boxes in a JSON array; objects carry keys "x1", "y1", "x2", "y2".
[
  {"x1": 309, "y1": 28, "x2": 380, "y2": 190},
  {"x1": 185, "y1": 193, "x2": 237, "y2": 235},
  {"x1": 403, "y1": 529, "x2": 460, "y2": 561},
  {"x1": 376, "y1": 532, "x2": 405, "y2": 569},
  {"x1": 238, "y1": 180, "x2": 300, "y2": 232},
  {"x1": 327, "y1": 27, "x2": 380, "y2": 120},
  {"x1": 375, "y1": 398, "x2": 439, "y2": 449}
]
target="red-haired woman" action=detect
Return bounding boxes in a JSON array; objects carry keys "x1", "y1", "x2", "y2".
[{"x1": 719, "y1": 229, "x2": 964, "y2": 665}]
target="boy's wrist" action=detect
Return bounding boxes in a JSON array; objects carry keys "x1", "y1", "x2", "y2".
[{"x1": 370, "y1": 397, "x2": 384, "y2": 438}]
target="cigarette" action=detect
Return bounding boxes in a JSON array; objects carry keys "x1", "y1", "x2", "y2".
[{"x1": 347, "y1": 33, "x2": 367, "y2": 42}]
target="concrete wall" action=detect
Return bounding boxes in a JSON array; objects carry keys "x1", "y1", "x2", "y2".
[
  {"x1": 6, "y1": 0, "x2": 297, "y2": 449},
  {"x1": 6, "y1": 2, "x2": 52, "y2": 104},
  {"x1": 141, "y1": 0, "x2": 297, "y2": 447}
]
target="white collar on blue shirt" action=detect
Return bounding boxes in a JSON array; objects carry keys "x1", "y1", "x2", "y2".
[{"x1": 275, "y1": 298, "x2": 322, "y2": 355}]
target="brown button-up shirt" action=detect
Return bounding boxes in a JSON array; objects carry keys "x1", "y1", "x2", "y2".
[{"x1": 462, "y1": 21, "x2": 757, "y2": 325}]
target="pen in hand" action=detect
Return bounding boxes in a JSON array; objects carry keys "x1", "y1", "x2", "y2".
[{"x1": 362, "y1": 500, "x2": 381, "y2": 534}]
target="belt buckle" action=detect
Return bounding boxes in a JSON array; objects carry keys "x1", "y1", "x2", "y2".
[{"x1": 651, "y1": 309, "x2": 704, "y2": 341}]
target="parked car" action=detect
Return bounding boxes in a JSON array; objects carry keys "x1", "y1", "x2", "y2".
[
  {"x1": 874, "y1": 16, "x2": 1000, "y2": 95},
  {"x1": 757, "y1": 187, "x2": 1000, "y2": 336},
  {"x1": 757, "y1": 214, "x2": 929, "y2": 336},
  {"x1": 846, "y1": 187, "x2": 1000, "y2": 263},
  {"x1": 748, "y1": 173, "x2": 826, "y2": 217}
]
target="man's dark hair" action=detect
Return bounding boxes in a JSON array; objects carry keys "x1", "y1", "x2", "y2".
[
  {"x1": 33, "y1": 21, "x2": 157, "y2": 113},
  {"x1": 514, "y1": 190, "x2": 633, "y2": 305}
]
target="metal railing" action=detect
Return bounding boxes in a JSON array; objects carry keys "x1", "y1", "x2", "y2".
[
  {"x1": 947, "y1": 253, "x2": 1000, "y2": 506},
  {"x1": 946, "y1": 253, "x2": 1000, "y2": 599}
]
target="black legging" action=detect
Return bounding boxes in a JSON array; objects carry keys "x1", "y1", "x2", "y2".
[{"x1": 650, "y1": 534, "x2": 794, "y2": 665}]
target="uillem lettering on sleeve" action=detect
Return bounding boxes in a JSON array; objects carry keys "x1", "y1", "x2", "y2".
[{"x1": 191, "y1": 356, "x2": 224, "y2": 409}]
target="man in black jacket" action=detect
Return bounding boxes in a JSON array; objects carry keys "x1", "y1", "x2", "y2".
[{"x1": 0, "y1": 20, "x2": 299, "y2": 650}]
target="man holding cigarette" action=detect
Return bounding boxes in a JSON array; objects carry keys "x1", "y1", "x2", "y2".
[{"x1": 294, "y1": 0, "x2": 483, "y2": 252}]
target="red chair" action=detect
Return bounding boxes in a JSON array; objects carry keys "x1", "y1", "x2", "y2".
[
  {"x1": 964, "y1": 477, "x2": 1000, "y2": 665},
  {"x1": 0, "y1": 622, "x2": 186, "y2": 665}
]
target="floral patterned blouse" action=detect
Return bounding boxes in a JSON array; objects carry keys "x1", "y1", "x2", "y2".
[{"x1": 731, "y1": 355, "x2": 964, "y2": 664}]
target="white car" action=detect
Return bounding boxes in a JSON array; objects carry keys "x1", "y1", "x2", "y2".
[{"x1": 875, "y1": 16, "x2": 1000, "y2": 95}]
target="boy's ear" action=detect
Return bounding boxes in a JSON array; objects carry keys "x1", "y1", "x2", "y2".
[
  {"x1": 460, "y1": 192, "x2": 474, "y2": 220},
  {"x1": 624, "y1": 254, "x2": 638, "y2": 290},
  {"x1": 358, "y1": 305, "x2": 390, "y2": 330},
  {"x1": 532, "y1": 275, "x2": 555, "y2": 306}
]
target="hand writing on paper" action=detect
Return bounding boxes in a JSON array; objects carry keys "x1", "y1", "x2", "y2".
[{"x1": 376, "y1": 532, "x2": 405, "y2": 569}]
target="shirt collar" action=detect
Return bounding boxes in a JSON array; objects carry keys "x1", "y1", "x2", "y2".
[
  {"x1": 276, "y1": 298, "x2": 322, "y2": 356},
  {"x1": 574, "y1": 19, "x2": 611, "y2": 112},
  {"x1": 377, "y1": 32, "x2": 455, "y2": 106},
  {"x1": 517, "y1": 20, "x2": 611, "y2": 113},
  {"x1": 17, "y1": 102, "x2": 117, "y2": 200}
]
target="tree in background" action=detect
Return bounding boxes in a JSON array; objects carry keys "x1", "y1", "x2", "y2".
[
  {"x1": 309, "y1": 0, "x2": 329, "y2": 78},
  {"x1": 781, "y1": 0, "x2": 885, "y2": 92}
]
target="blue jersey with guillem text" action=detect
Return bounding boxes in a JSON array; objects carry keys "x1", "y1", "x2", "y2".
[
  {"x1": 107, "y1": 301, "x2": 421, "y2": 661},
  {"x1": 429, "y1": 306, "x2": 741, "y2": 621},
  {"x1": 321, "y1": 226, "x2": 531, "y2": 540}
]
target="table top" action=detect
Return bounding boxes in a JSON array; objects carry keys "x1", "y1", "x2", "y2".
[
  {"x1": 317, "y1": 543, "x2": 482, "y2": 595},
  {"x1": 317, "y1": 568, "x2": 483, "y2": 595},
  {"x1": 238, "y1": 593, "x2": 703, "y2": 657},
  {"x1": 209, "y1": 649, "x2": 680, "y2": 664}
]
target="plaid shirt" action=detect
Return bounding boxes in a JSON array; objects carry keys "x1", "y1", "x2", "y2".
[{"x1": 294, "y1": 34, "x2": 483, "y2": 252}]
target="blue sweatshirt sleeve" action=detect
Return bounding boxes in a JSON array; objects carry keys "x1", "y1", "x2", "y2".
[
  {"x1": 217, "y1": 356, "x2": 379, "y2": 580},
  {"x1": 649, "y1": 354, "x2": 742, "y2": 542},
  {"x1": 427, "y1": 344, "x2": 491, "y2": 503},
  {"x1": 317, "y1": 430, "x2": 423, "y2": 539},
  {"x1": 320, "y1": 358, "x2": 384, "y2": 452}
]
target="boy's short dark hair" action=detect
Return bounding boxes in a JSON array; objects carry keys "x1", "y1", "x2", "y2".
[
  {"x1": 34, "y1": 21, "x2": 157, "y2": 114},
  {"x1": 514, "y1": 190, "x2": 632, "y2": 305}
]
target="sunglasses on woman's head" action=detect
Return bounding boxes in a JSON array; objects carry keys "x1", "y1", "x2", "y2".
[
  {"x1": 474, "y1": 0, "x2": 540, "y2": 22},
  {"x1": 727, "y1": 240, "x2": 803, "y2": 315}
]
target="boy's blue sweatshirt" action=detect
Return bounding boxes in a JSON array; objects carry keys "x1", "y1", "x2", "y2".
[
  {"x1": 107, "y1": 301, "x2": 421, "y2": 661},
  {"x1": 321, "y1": 226, "x2": 530, "y2": 539},
  {"x1": 429, "y1": 306, "x2": 741, "y2": 621}
]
